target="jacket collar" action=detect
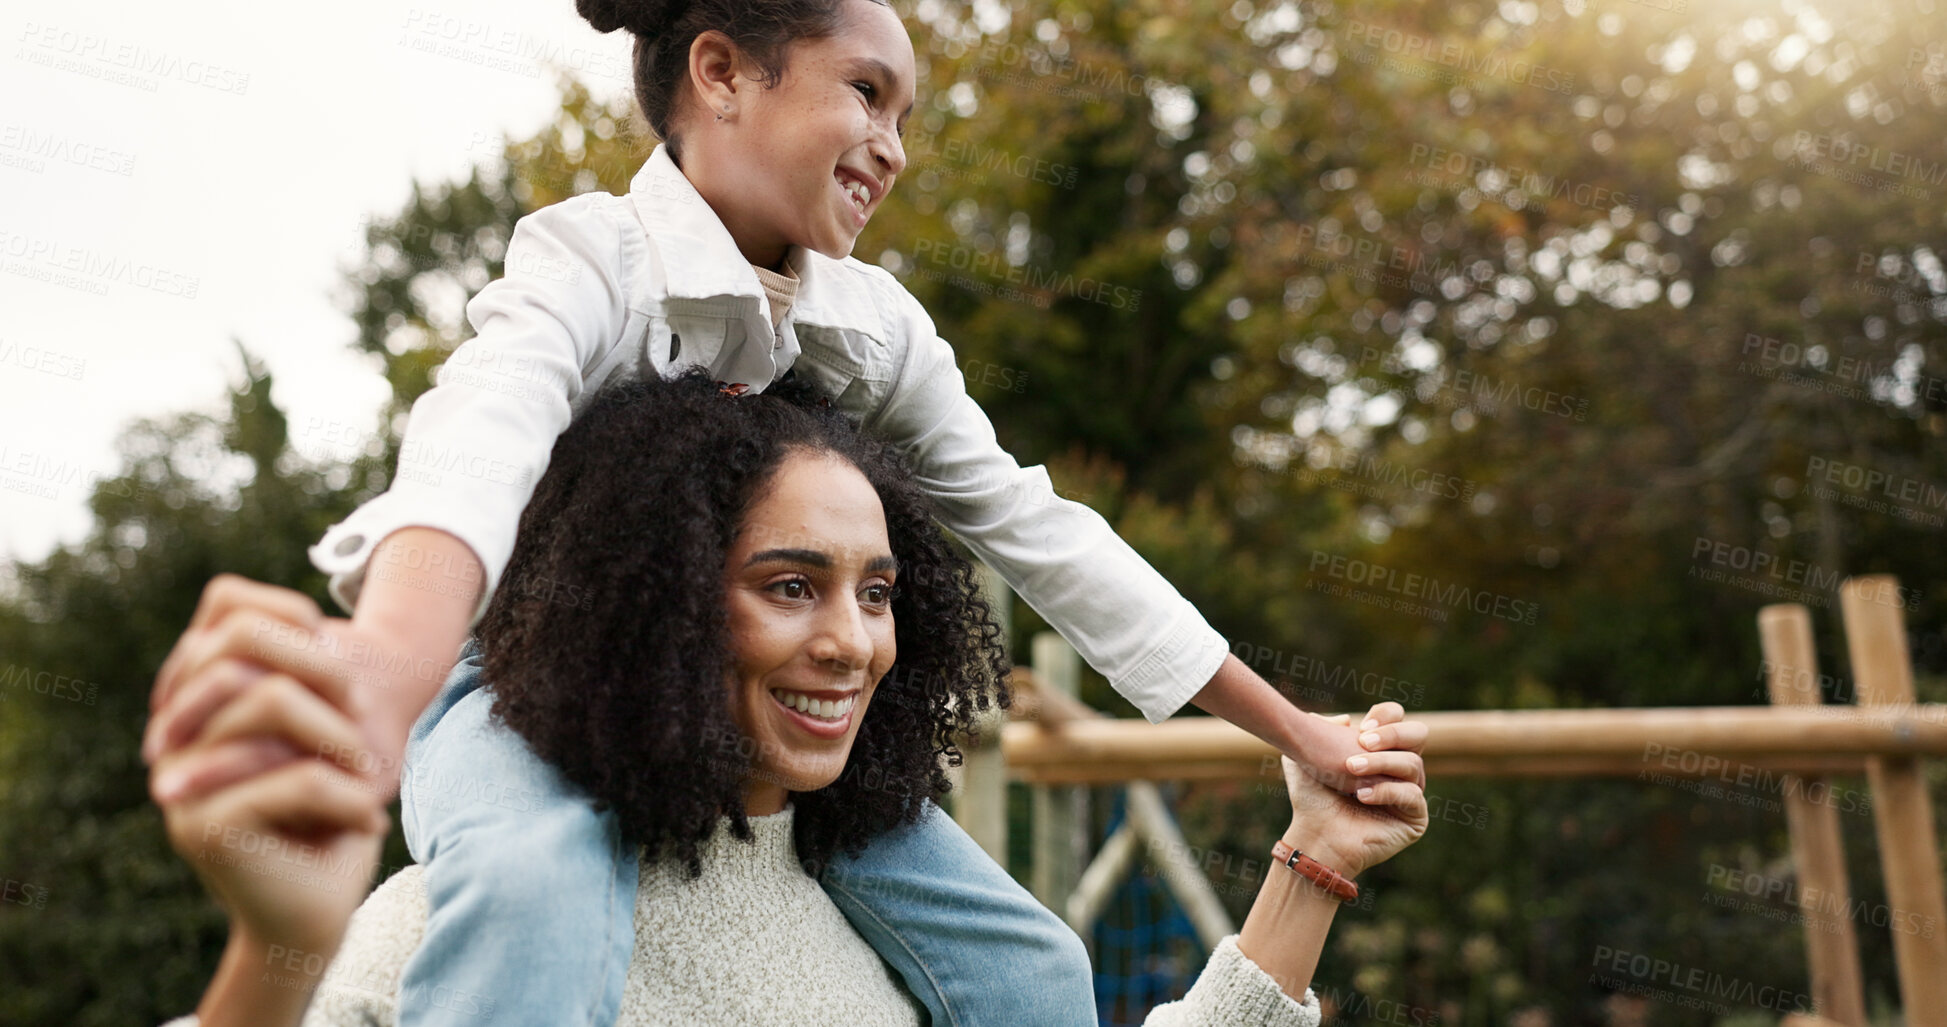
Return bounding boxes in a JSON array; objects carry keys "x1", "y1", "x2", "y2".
[{"x1": 627, "y1": 144, "x2": 882, "y2": 338}]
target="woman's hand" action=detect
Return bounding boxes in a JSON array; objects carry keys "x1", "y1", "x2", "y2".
[
  {"x1": 1281, "y1": 702, "x2": 1429, "y2": 877},
  {"x1": 145, "y1": 574, "x2": 429, "y2": 802},
  {"x1": 150, "y1": 587, "x2": 390, "y2": 958}
]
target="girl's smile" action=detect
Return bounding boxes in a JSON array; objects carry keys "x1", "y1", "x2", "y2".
[{"x1": 677, "y1": 0, "x2": 915, "y2": 268}]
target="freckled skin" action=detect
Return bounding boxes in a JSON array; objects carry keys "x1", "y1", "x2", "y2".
[
  {"x1": 723, "y1": 451, "x2": 899, "y2": 816},
  {"x1": 677, "y1": 0, "x2": 916, "y2": 269}
]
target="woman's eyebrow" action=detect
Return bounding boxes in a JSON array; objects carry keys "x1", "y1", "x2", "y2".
[
  {"x1": 746, "y1": 548, "x2": 830, "y2": 569},
  {"x1": 744, "y1": 548, "x2": 900, "y2": 574}
]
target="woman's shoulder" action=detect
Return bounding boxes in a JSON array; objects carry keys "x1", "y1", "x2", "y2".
[{"x1": 303, "y1": 866, "x2": 432, "y2": 1021}]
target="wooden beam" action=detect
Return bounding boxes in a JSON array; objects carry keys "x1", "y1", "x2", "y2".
[
  {"x1": 1760, "y1": 603, "x2": 1867, "y2": 1027},
  {"x1": 1000, "y1": 705, "x2": 1947, "y2": 784},
  {"x1": 1841, "y1": 576, "x2": 1947, "y2": 1025}
]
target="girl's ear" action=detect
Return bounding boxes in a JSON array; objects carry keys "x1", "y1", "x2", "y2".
[{"x1": 688, "y1": 29, "x2": 744, "y2": 123}]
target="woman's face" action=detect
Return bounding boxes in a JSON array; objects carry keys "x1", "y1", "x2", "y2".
[
  {"x1": 724, "y1": 448, "x2": 898, "y2": 814},
  {"x1": 688, "y1": 0, "x2": 915, "y2": 265}
]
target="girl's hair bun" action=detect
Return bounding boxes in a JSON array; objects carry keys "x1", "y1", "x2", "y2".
[{"x1": 576, "y1": 0, "x2": 689, "y2": 35}]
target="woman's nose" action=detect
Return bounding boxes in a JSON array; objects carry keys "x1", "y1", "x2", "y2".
[{"x1": 812, "y1": 597, "x2": 875, "y2": 669}]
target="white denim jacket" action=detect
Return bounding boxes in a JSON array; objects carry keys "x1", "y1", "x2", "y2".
[{"x1": 309, "y1": 144, "x2": 1226, "y2": 722}]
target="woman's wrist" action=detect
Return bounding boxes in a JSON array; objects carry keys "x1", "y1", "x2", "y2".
[
  {"x1": 1280, "y1": 822, "x2": 1363, "y2": 879},
  {"x1": 196, "y1": 926, "x2": 332, "y2": 1027}
]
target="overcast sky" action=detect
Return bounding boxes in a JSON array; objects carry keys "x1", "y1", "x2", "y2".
[{"x1": 1, "y1": 1, "x2": 635, "y2": 565}]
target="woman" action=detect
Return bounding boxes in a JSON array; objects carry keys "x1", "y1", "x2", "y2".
[{"x1": 151, "y1": 372, "x2": 1430, "y2": 1025}]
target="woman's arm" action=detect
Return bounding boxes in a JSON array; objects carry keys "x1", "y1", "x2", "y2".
[
  {"x1": 149, "y1": 585, "x2": 391, "y2": 1027},
  {"x1": 1147, "y1": 703, "x2": 1429, "y2": 1024},
  {"x1": 1237, "y1": 703, "x2": 1428, "y2": 996}
]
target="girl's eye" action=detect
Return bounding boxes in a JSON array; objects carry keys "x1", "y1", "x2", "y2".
[
  {"x1": 854, "y1": 81, "x2": 876, "y2": 101},
  {"x1": 861, "y1": 582, "x2": 894, "y2": 606}
]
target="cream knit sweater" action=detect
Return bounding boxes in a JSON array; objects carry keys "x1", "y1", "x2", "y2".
[{"x1": 166, "y1": 811, "x2": 1322, "y2": 1026}]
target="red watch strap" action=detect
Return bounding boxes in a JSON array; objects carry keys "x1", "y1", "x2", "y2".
[{"x1": 1272, "y1": 840, "x2": 1359, "y2": 903}]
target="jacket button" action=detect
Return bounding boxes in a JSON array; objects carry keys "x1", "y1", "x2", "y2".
[{"x1": 333, "y1": 534, "x2": 365, "y2": 557}]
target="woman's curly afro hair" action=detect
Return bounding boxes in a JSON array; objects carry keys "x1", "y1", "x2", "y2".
[{"x1": 479, "y1": 369, "x2": 1011, "y2": 874}]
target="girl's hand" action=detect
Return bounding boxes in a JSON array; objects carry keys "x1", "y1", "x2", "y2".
[
  {"x1": 152, "y1": 642, "x2": 389, "y2": 957},
  {"x1": 1280, "y1": 702, "x2": 1429, "y2": 877}
]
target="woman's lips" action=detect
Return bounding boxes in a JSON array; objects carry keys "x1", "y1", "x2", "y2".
[{"x1": 770, "y1": 686, "x2": 856, "y2": 739}]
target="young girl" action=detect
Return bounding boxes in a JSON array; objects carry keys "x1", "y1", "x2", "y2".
[{"x1": 146, "y1": 0, "x2": 1387, "y2": 1022}]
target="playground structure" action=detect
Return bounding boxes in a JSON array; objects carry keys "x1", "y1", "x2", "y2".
[{"x1": 954, "y1": 573, "x2": 1947, "y2": 1026}]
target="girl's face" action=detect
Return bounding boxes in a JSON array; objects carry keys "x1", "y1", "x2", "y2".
[
  {"x1": 723, "y1": 449, "x2": 898, "y2": 815},
  {"x1": 686, "y1": 0, "x2": 915, "y2": 267}
]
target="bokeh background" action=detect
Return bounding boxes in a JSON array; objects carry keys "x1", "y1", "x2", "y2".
[{"x1": 3, "y1": 0, "x2": 1945, "y2": 1023}]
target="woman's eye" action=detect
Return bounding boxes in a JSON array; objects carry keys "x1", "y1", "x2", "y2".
[
  {"x1": 770, "y1": 579, "x2": 811, "y2": 600},
  {"x1": 854, "y1": 81, "x2": 876, "y2": 101},
  {"x1": 862, "y1": 583, "x2": 894, "y2": 605}
]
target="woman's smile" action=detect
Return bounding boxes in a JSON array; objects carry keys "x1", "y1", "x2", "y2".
[
  {"x1": 724, "y1": 449, "x2": 898, "y2": 812},
  {"x1": 768, "y1": 686, "x2": 860, "y2": 738}
]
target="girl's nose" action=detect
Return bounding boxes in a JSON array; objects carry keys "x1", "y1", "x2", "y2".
[{"x1": 873, "y1": 128, "x2": 906, "y2": 181}]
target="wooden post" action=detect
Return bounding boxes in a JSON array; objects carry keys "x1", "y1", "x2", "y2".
[
  {"x1": 956, "y1": 565, "x2": 1012, "y2": 863},
  {"x1": 1758, "y1": 604, "x2": 1867, "y2": 1027},
  {"x1": 1031, "y1": 632, "x2": 1085, "y2": 911},
  {"x1": 1840, "y1": 575, "x2": 1947, "y2": 1024}
]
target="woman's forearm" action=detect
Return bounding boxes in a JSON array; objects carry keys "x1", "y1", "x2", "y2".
[
  {"x1": 194, "y1": 928, "x2": 329, "y2": 1027},
  {"x1": 1232, "y1": 830, "x2": 1350, "y2": 1001}
]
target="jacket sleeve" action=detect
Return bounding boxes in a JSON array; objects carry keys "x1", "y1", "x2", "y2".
[
  {"x1": 866, "y1": 284, "x2": 1229, "y2": 722},
  {"x1": 308, "y1": 195, "x2": 639, "y2": 626},
  {"x1": 1142, "y1": 935, "x2": 1322, "y2": 1027}
]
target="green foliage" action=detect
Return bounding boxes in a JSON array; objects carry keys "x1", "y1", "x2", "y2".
[{"x1": 6, "y1": 0, "x2": 1947, "y2": 1022}]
